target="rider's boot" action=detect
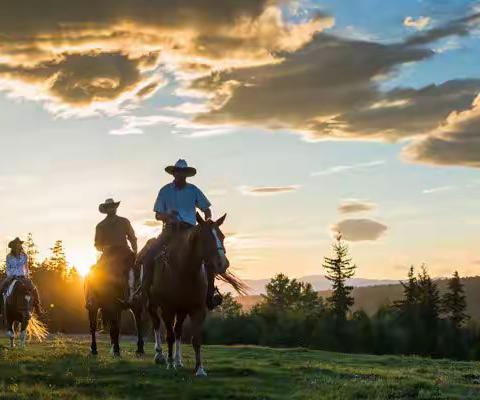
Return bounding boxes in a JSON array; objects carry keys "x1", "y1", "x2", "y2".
[
  {"x1": 134, "y1": 259, "x2": 154, "y2": 306},
  {"x1": 206, "y1": 274, "x2": 223, "y2": 311}
]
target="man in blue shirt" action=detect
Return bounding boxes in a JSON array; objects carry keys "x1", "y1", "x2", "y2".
[{"x1": 136, "y1": 159, "x2": 222, "y2": 309}]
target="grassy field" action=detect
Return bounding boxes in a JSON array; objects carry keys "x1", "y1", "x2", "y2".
[{"x1": 0, "y1": 336, "x2": 480, "y2": 399}]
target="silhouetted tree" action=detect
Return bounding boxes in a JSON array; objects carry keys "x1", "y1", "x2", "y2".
[
  {"x1": 264, "y1": 273, "x2": 303, "y2": 311},
  {"x1": 323, "y1": 234, "x2": 356, "y2": 323},
  {"x1": 24, "y1": 233, "x2": 39, "y2": 272},
  {"x1": 217, "y1": 293, "x2": 242, "y2": 318},
  {"x1": 443, "y1": 271, "x2": 468, "y2": 329},
  {"x1": 47, "y1": 240, "x2": 68, "y2": 276}
]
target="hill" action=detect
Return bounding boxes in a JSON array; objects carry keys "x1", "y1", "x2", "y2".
[
  {"x1": 221, "y1": 274, "x2": 397, "y2": 296},
  {"x1": 236, "y1": 275, "x2": 480, "y2": 319},
  {"x1": 1, "y1": 337, "x2": 479, "y2": 399}
]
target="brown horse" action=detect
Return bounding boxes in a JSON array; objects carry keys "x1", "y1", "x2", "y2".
[
  {"x1": 145, "y1": 213, "x2": 230, "y2": 376},
  {"x1": 86, "y1": 251, "x2": 144, "y2": 357}
]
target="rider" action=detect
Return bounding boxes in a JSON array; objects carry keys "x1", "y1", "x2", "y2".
[
  {"x1": 136, "y1": 159, "x2": 223, "y2": 310},
  {"x1": 86, "y1": 198, "x2": 138, "y2": 306},
  {"x1": 0, "y1": 237, "x2": 42, "y2": 315}
]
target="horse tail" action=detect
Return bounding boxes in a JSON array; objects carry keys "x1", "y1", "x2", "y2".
[
  {"x1": 26, "y1": 313, "x2": 48, "y2": 342},
  {"x1": 218, "y1": 271, "x2": 249, "y2": 295}
]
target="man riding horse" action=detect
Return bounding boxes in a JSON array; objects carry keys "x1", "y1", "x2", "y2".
[
  {"x1": 0, "y1": 237, "x2": 43, "y2": 316},
  {"x1": 136, "y1": 159, "x2": 223, "y2": 310},
  {"x1": 86, "y1": 198, "x2": 137, "y2": 307}
]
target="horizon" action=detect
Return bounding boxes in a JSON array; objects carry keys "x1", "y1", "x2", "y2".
[{"x1": 2, "y1": 0, "x2": 480, "y2": 281}]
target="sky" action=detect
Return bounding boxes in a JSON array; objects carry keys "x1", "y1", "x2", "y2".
[{"x1": 1, "y1": 0, "x2": 480, "y2": 280}]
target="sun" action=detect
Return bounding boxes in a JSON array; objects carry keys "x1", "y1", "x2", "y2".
[{"x1": 69, "y1": 251, "x2": 97, "y2": 277}]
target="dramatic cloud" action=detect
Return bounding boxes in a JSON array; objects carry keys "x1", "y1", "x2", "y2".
[
  {"x1": 404, "y1": 16, "x2": 431, "y2": 31},
  {"x1": 192, "y1": 13, "x2": 480, "y2": 141},
  {"x1": 0, "y1": 0, "x2": 332, "y2": 114},
  {"x1": 332, "y1": 218, "x2": 388, "y2": 241},
  {"x1": 338, "y1": 200, "x2": 376, "y2": 214},
  {"x1": 404, "y1": 94, "x2": 480, "y2": 167},
  {"x1": 240, "y1": 185, "x2": 301, "y2": 196}
]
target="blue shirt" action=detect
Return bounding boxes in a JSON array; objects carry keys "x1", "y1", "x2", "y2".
[
  {"x1": 153, "y1": 182, "x2": 211, "y2": 226},
  {"x1": 6, "y1": 253, "x2": 28, "y2": 277}
]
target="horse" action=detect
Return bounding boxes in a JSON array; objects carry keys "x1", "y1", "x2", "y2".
[
  {"x1": 144, "y1": 212, "x2": 237, "y2": 376},
  {"x1": 85, "y1": 250, "x2": 145, "y2": 357},
  {"x1": 3, "y1": 278, "x2": 48, "y2": 347}
]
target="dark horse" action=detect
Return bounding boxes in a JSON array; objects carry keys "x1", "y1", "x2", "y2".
[
  {"x1": 3, "y1": 278, "x2": 47, "y2": 347},
  {"x1": 86, "y1": 255, "x2": 145, "y2": 357},
  {"x1": 144, "y1": 213, "x2": 231, "y2": 376}
]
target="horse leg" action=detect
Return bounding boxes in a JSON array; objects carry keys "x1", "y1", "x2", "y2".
[
  {"x1": 174, "y1": 312, "x2": 186, "y2": 368},
  {"x1": 6, "y1": 320, "x2": 15, "y2": 348},
  {"x1": 88, "y1": 308, "x2": 98, "y2": 355},
  {"x1": 133, "y1": 306, "x2": 145, "y2": 357},
  {"x1": 19, "y1": 317, "x2": 28, "y2": 347},
  {"x1": 110, "y1": 312, "x2": 121, "y2": 357},
  {"x1": 149, "y1": 303, "x2": 165, "y2": 364},
  {"x1": 190, "y1": 310, "x2": 207, "y2": 377},
  {"x1": 162, "y1": 308, "x2": 175, "y2": 370}
]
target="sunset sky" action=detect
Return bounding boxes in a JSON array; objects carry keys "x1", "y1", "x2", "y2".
[{"x1": 1, "y1": 0, "x2": 480, "y2": 280}]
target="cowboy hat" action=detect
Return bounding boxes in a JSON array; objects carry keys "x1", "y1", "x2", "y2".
[
  {"x1": 8, "y1": 237, "x2": 24, "y2": 249},
  {"x1": 165, "y1": 159, "x2": 197, "y2": 177},
  {"x1": 99, "y1": 198, "x2": 121, "y2": 214}
]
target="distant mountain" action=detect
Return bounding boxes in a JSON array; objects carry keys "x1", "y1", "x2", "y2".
[
  {"x1": 234, "y1": 275, "x2": 480, "y2": 321},
  {"x1": 219, "y1": 274, "x2": 397, "y2": 296}
]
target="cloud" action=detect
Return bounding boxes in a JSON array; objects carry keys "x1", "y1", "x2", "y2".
[
  {"x1": 422, "y1": 186, "x2": 454, "y2": 194},
  {"x1": 0, "y1": 1, "x2": 332, "y2": 115},
  {"x1": 239, "y1": 185, "x2": 301, "y2": 196},
  {"x1": 190, "y1": 13, "x2": 480, "y2": 142},
  {"x1": 338, "y1": 200, "x2": 376, "y2": 214},
  {"x1": 311, "y1": 160, "x2": 385, "y2": 176},
  {"x1": 404, "y1": 94, "x2": 480, "y2": 168},
  {"x1": 404, "y1": 16, "x2": 431, "y2": 31},
  {"x1": 332, "y1": 218, "x2": 388, "y2": 241}
]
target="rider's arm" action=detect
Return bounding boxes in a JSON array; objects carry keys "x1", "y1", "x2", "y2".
[
  {"x1": 126, "y1": 220, "x2": 138, "y2": 254},
  {"x1": 195, "y1": 187, "x2": 212, "y2": 220},
  {"x1": 94, "y1": 225, "x2": 104, "y2": 252},
  {"x1": 5, "y1": 255, "x2": 13, "y2": 277},
  {"x1": 155, "y1": 212, "x2": 176, "y2": 223}
]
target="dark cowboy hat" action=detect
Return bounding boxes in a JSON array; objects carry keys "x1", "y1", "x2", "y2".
[
  {"x1": 99, "y1": 198, "x2": 121, "y2": 214},
  {"x1": 165, "y1": 159, "x2": 197, "y2": 177},
  {"x1": 8, "y1": 237, "x2": 24, "y2": 249}
]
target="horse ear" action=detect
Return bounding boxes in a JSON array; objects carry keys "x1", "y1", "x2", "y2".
[
  {"x1": 196, "y1": 212, "x2": 205, "y2": 225},
  {"x1": 216, "y1": 213, "x2": 227, "y2": 226}
]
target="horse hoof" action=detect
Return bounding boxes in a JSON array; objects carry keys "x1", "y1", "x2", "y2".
[
  {"x1": 135, "y1": 351, "x2": 145, "y2": 358},
  {"x1": 154, "y1": 352, "x2": 166, "y2": 365},
  {"x1": 90, "y1": 350, "x2": 98, "y2": 356},
  {"x1": 195, "y1": 367, "x2": 208, "y2": 378},
  {"x1": 174, "y1": 361, "x2": 184, "y2": 369}
]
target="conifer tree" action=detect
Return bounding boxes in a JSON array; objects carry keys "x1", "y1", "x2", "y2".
[
  {"x1": 442, "y1": 271, "x2": 469, "y2": 329},
  {"x1": 48, "y1": 240, "x2": 68, "y2": 276},
  {"x1": 24, "y1": 232, "x2": 39, "y2": 272},
  {"x1": 323, "y1": 233, "x2": 356, "y2": 322}
]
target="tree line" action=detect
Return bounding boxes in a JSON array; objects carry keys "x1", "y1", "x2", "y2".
[
  {"x1": 205, "y1": 235, "x2": 480, "y2": 360},
  {"x1": 1, "y1": 233, "x2": 479, "y2": 360}
]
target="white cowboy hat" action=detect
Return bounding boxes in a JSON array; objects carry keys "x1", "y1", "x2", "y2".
[
  {"x1": 165, "y1": 159, "x2": 197, "y2": 177},
  {"x1": 99, "y1": 198, "x2": 121, "y2": 214}
]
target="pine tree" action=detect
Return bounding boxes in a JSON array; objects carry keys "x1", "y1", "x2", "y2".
[
  {"x1": 24, "y1": 232, "x2": 39, "y2": 272},
  {"x1": 323, "y1": 233, "x2": 356, "y2": 322},
  {"x1": 396, "y1": 266, "x2": 419, "y2": 315},
  {"x1": 48, "y1": 240, "x2": 68, "y2": 277},
  {"x1": 417, "y1": 265, "x2": 440, "y2": 326},
  {"x1": 442, "y1": 271, "x2": 469, "y2": 329}
]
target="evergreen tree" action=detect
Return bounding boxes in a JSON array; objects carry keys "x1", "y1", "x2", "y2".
[
  {"x1": 442, "y1": 271, "x2": 469, "y2": 329},
  {"x1": 323, "y1": 233, "x2": 356, "y2": 322},
  {"x1": 48, "y1": 240, "x2": 68, "y2": 276},
  {"x1": 24, "y1": 232, "x2": 39, "y2": 272},
  {"x1": 417, "y1": 265, "x2": 440, "y2": 326}
]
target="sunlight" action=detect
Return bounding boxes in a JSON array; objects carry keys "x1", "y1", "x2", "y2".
[{"x1": 69, "y1": 251, "x2": 97, "y2": 277}]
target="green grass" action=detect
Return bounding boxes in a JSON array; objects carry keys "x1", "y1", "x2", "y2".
[{"x1": 0, "y1": 336, "x2": 479, "y2": 399}]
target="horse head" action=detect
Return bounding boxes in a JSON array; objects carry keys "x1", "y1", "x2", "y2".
[{"x1": 195, "y1": 212, "x2": 230, "y2": 274}]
